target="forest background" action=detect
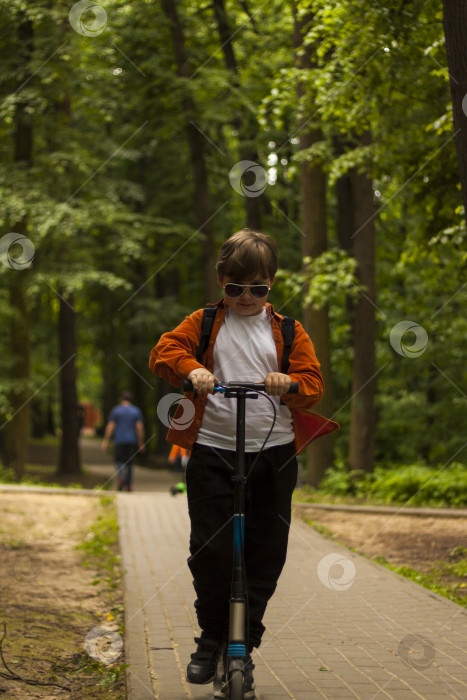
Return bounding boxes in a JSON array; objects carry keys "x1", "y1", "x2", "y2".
[{"x1": 0, "y1": 0, "x2": 466, "y2": 490}]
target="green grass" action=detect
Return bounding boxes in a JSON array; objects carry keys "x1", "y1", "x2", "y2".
[
  {"x1": 72, "y1": 495, "x2": 127, "y2": 694},
  {"x1": 29, "y1": 435, "x2": 60, "y2": 446},
  {"x1": 305, "y1": 519, "x2": 337, "y2": 540},
  {"x1": 372, "y1": 556, "x2": 467, "y2": 608},
  {"x1": 76, "y1": 495, "x2": 123, "y2": 596}
]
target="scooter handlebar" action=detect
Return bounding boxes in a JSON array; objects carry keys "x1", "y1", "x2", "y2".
[{"x1": 182, "y1": 379, "x2": 299, "y2": 394}]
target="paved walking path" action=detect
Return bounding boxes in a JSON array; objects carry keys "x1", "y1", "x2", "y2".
[{"x1": 117, "y1": 492, "x2": 467, "y2": 700}]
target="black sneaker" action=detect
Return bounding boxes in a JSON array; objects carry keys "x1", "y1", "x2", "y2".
[{"x1": 186, "y1": 636, "x2": 222, "y2": 684}]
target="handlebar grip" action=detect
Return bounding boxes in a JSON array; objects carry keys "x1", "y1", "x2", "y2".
[{"x1": 183, "y1": 379, "x2": 299, "y2": 394}]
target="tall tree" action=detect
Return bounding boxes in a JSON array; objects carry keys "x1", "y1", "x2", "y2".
[
  {"x1": 1, "y1": 11, "x2": 33, "y2": 479},
  {"x1": 442, "y1": 0, "x2": 467, "y2": 229},
  {"x1": 53, "y1": 4, "x2": 82, "y2": 475},
  {"x1": 160, "y1": 0, "x2": 218, "y2": 300},
  {"x1": 211, "y1": 0, "x2": 262, "y2": 230},
  {"x1": 294, "y1": 5, "x2": 335, "y2": 486},
  {"x1": 348, "y1": 133, "x2": 377, "y2": 475}
]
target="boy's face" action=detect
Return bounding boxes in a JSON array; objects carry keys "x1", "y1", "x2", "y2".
[{"x1": 217, "y1": 273, "x2": 274, "y2": 316}]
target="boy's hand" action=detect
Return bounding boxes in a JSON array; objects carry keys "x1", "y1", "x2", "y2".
[
  {"x1": 264, "y1": 372, "x2": 291, "y2": 396},
  {"x1": 187, "y1": 368, "x2": 217, "y2": 394}
]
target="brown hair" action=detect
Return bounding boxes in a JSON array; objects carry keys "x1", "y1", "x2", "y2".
[{"x1": 216, "y1": 229, "x2": 278, "y2": 281}]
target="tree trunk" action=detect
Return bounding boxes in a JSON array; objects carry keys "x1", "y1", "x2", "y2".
[
  {"x1": 348, "y1": 147, "x2": 376, "y2": 475},
  {"x1": 300, "y1": 141, "x2": 335, "y2": 487},
  {"x1": 31, "y1": 398, "x2": 46, "y2": 439},
  {"x1": 57, "y1": 290, "x2": 81, "y2": 475},
  {"x1": 420, "y1": 363, "x2": 437, "y2": 462},
  {"x1": 334, "y1": 134, "x2": 355, "y2": 401},
  {"x1": 1, "y1": 13, "x2": 34, "y2": 479},
  {"x1": 334, "y1": 136, "x2": 354, "y2": 255},
  {"x1": 127, "y1": 262, "x2": 150, "y2": 462},
  {"x1": 161, "y1": 0, "x2": 218, "y2": 300},
  {"x1": 154, "y1": 377, "x2": 175, "y2": 458},
  {"x1": 52, "y1": 75, "x2": 81, "y2": 475},
  {"x1": 2, "y1": 263, "x2": 31, "y2": 479},
  {"x1": 130, "y1": 371, "x2": 148, "y2": 463},
  {"x1": 46, "y1": 396, "x2": 55, "y2": 435},
  {"x1": 294, "y1": 6, "x2": 334, "y2": 487},
  {"x1": 102, "y1": 353, "x2": 119, "y2": 432},
  {"x1": 211, "y1": 0, "x2": 261, "y2": 230},
  {"x1": 442, "y1": 0, "x2": 467, "y2": 227}
]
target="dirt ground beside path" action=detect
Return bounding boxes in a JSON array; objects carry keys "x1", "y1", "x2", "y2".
[
  {"x1": 0, "y1": 492, "x2": 125, "y2": 699},
  {"x1": 295, "y1": 506, "x2": 467, "y2": 602}
]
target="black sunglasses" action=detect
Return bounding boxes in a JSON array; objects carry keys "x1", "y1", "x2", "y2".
[{"x1": 224, "y1": 283, "x2": 270, "y2": 299}]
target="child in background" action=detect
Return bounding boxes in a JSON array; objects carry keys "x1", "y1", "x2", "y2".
[
  {"x1": 168, "y1": 443, "x2": 190, "y2": 471},
  {"x1": 168, "y1": 444, "x2": 190, "y2": 495}
]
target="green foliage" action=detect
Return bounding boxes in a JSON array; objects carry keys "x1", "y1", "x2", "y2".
[
  {"x1": 277, "y1": 248, "x2": 359, "y2": 310},
  {"x1": 0, "y1": 462, "x2": 66, "y2": 487},
  {"x1": 0, "y1": 464, "x2": 16, "y2": 483},
  {"x1": 0, "y1": 0, "x2": 465, "y2": 468},
  {"x1": 315, "y1": 462, "x2": 467, "y2": 507},
  {"x1": 364, "y1": 464, "x2": 467, "y2": 506}
]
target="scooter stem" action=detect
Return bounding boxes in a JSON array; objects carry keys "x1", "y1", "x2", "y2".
[{"x1": 226, "y1": 388, "x2": 258, "y2": 659}]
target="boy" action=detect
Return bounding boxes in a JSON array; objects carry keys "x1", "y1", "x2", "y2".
[{"x1": 149, "y1": 229, "x2": 324, "y2": 697}]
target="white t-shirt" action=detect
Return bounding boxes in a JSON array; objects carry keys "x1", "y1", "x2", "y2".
[{"x1": 196, "y1": 307, "x2": 294, "y2": 452}]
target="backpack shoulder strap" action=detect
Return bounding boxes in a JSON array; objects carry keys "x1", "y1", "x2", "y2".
[
  {"x1": 280, "y1": 316, "x2": 296, "y2": 374},
  {"x1": 196, "y1": 306, "x2": 218, "y2": 363}
]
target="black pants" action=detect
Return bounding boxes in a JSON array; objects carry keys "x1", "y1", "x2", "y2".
[
  {"x1": 114, "y1": 442, "x2": 138, "y2": 486},
  {"x1": 186, "y1": 441, "x2": 297, "y2": 650}
]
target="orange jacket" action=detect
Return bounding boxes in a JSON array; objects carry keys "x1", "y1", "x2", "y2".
[{"x1": 149, "y1": 300, "x2": 338, "y2": 452}]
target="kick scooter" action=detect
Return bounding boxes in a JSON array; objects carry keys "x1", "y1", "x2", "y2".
[{"x1": 184, "y1": 379, "x2": 298, "y2": 699}]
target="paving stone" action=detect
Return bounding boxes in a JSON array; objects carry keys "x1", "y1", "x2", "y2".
[{"x1": 118, "y1": 493, "x2": 467, "y2": 699}]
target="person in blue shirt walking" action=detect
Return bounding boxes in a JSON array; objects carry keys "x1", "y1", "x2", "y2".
[{"x1": 101, "y1": 391, "x2": 145, "y2": 491}]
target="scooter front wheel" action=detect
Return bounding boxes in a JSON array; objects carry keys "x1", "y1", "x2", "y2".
[
  {"x1": 228, "y1": 668, "x2": 244, "y2": 700},
  {"x1": 213, "y1": 648, "x2": 226, "y2": 698}
]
